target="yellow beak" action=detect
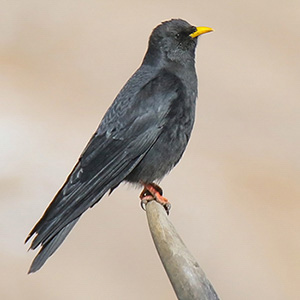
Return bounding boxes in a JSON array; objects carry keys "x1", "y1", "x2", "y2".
[{"x1": 190, "y1": 26, "x2": 214, "y2": 38}]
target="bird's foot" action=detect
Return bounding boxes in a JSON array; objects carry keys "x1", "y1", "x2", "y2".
[{"x1": 139, "y1": 183, "x2": 171, "y2": 215}]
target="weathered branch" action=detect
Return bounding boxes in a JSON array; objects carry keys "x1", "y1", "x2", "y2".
[{"x1": 146, "y1": 200, "x2": 219, "y2": 300}]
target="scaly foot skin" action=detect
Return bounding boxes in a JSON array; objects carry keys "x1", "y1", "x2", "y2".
[{"x1": 139, "y1": 183, "x2": 171, "y2": 215}]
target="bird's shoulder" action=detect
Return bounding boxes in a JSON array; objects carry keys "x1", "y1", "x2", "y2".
[{"x1": 97, "y1": 65, "x2": 185, "y2": 137}]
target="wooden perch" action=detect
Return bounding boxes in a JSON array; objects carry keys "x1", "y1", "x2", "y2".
[{"x1": 146, "y1": 200, "x2": 219, "y2": 300}]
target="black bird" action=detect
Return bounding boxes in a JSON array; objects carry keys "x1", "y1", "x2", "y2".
[{"x1": 25, "y1": 19, "x2": 213, "y2": 273}]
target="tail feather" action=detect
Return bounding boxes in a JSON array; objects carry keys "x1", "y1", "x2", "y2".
[{"x1": 28, "y1": 217, "x2": 79, "y2": 273}]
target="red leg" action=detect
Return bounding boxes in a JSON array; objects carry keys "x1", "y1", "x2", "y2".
[{"x1": 139, "y1": 183, "x2": 171, "y2": 214}]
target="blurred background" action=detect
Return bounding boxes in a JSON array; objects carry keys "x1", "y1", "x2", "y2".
[{"x1": 1, "y1": 1, "x2": 299, "y2": 299}]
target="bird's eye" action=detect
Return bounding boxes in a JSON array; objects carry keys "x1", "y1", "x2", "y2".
[{"x1": 175, "y1": 33, "x2": 181, "y2": 39}]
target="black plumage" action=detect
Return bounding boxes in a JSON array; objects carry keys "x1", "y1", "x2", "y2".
[{"x1": 25, "y1": 19, "x2": 213, "y2": 273}]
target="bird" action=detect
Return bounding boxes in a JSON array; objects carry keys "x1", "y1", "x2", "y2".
[{"x1": 25, "y1": 19, "x2": 213, "y2": 273}]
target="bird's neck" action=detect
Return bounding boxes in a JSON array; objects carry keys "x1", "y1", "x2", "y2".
[
  {"x1": 141, "y1": 47, "x2": 197, "y2": 94},
  {"x1": 142, "y1": 46, "x2": 195, "y2": 68}
]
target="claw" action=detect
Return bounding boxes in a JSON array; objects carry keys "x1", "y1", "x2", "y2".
[
  {"x1": 140, "y1": 187, "x2": 155, "y2": 211},
  {"x1": 140, "y1": 199, "x2": 147, "y2": 211},
  {"x1": 163, "y1": 202, "x2": 171, "y2": 215}
]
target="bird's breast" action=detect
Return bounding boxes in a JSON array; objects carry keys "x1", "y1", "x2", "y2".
[{"x1": 126, "y1": 92, "x2": 196, "y2": 184}]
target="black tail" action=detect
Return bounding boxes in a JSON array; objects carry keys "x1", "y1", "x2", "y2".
[{"x1": 27, "y1": 217, "x2": 79, "y2": 273}]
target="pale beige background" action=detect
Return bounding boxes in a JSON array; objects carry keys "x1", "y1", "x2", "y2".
[{"x1": 1, "y1": 1, "x2": 299, "y2": 299}]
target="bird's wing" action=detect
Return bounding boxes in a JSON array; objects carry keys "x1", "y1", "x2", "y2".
[{"x1": 26, "y1": 69, "x2": 185, "y2": 272}]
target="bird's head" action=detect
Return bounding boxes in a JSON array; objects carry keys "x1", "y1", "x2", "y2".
[{"x1": 143, "y1": 19, "x2": 213, "y2": 65}]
